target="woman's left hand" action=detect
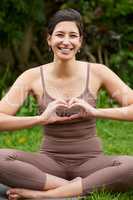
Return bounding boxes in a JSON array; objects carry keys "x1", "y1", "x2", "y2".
[{"x1": 68, "y1": 97, "x2": 97, "y2": 118}]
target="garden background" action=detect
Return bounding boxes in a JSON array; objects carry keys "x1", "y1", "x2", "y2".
[{"x1": 0, "y1": 0, "x2": 133, "y2": 199}]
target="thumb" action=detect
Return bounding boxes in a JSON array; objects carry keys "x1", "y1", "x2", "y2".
[
  {"x1": 56, "y1": 116, "x2": 71, "y2": 122},
  {"x1": 69, "y1": 113, "x2": 80, "y2": 119}
]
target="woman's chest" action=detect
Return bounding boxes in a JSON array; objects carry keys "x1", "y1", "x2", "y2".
[
  {"x1": 31, "y1": 72, "x2": 101, "y2": 103},
  {"x1": 46, "y1": 78, "x2": 86, "y2": 100}
]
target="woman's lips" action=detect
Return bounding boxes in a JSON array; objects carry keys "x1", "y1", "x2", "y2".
[{"x1": 58, "y1": 47, "x2": 73, "y2": 54}]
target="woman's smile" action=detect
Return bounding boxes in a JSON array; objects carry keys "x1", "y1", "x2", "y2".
[
  {"x1": 57, "y1": 47, "x2": 74, "y2": 54},
  {"x1": 47, "y1": 21, "x2": 82, "y2": 60}
]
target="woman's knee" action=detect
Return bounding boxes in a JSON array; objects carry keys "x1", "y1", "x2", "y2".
[
  {"x1": 117, "y1": 155, "x2": 133, "y2": 165},
  {"x1": 116, "y1": 156, "x2": 133, "y2": 178},
  {"x1": 0, "y1": 148, "x2": 17, "y2": 160}
]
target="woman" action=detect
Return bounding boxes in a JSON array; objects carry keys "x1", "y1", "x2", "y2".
[{"x1": 0, "y1": 8, "x2": 133, "y2": 200}]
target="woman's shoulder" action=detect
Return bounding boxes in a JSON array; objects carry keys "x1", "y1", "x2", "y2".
[
  {"x1": 78, "y1": 61, "x2": 114, "y2": 84},
  {"x1": 78, "y1": 61, "x2": 108, "y2": 74},
  {"x1": 22, "y1": 63, "x2": 52, "y2": 80},
  {"x1": 78, "y1": 60, "x2": 104, "y2": 68},
  {"x1": 86, "y1": 62, "x2": 111, "y2": 77}
]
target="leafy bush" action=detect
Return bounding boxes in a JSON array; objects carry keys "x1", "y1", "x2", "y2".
[
  {"x1": 110, "y1": 50, "x2": 133, "y2": 87},
  {"x1": 17, "y1": 95, "x2": 38, "y2": 116}
]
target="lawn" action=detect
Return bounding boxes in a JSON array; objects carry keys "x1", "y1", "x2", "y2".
[{"x1": 0, "y1": 119, "x2": 133, "y2": 199}]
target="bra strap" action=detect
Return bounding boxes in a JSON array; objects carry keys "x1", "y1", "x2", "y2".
[
  {"x1": 85, "y1": 63, "x2": 90, "y2": 91},
  {"x1": 40, "y1": 66, "x2": 45, "y2": 97}
]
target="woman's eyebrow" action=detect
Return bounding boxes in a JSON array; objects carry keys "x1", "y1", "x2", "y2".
[
  {"x1": 55, "y1": 31, "x2": 79, "y2": 35},
  {"x1": 70, "y1": 32, "x2": 79, "y2": 35}
]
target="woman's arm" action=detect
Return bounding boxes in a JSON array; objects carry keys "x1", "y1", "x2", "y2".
[
  {"x1": 94, "y1": 64, "x2": 133, "y2": 121},
  {"x1": 0, "y1": 69, "x2": 45, "y2": 131},
  {"x1": 68, "y1": 97, "x2": 133, "y2": 121},
  {"x1": 70, "y1": 64, "x2": 133, "y2": 121},
  {"x1": 0, "y1": 113, "x2": 42, "y2": 131},
  {"x1": 95, "y1": 104, "x2": 133, "y2": 121}
]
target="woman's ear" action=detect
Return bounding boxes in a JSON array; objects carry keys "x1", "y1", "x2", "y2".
[
  {"x1": 47, "y1": 34, "x2": 51, "y2": 46},
  {"x1": 79, "y1": 36, "x2": 83, "y2": 48}
]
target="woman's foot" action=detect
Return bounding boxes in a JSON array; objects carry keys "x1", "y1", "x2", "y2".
[
  {"x1": 7, "y1": 177, "x2": 82, "y2": 199},
  {"x1": 7, "y1": 188, "x2": 45, "y2": 200}
]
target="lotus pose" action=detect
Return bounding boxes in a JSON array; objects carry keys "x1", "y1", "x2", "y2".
[{"x1": 0, "y1": 9, "x2": 133, "y2": 200}]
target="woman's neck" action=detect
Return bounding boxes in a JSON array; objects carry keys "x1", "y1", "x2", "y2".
[{"x1": 52, "y1": 58, "x2": 78, "y2": 79}]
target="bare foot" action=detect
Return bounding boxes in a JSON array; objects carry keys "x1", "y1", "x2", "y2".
[
  {"x1": 8, "y1": 193, "x2": 20, "y2": 200},
  {"x1": 7, "y1": 177, "x2": 82, "y2": 199},
  {"x1": 7, "y1": 188, "x2": 45, "y2": 200}
]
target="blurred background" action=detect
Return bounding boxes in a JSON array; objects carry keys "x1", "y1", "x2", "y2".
[{"x1": 0, "y1": 0, "x2": 132, "y2": 97}]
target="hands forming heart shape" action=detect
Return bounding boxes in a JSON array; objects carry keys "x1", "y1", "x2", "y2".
[
  {"x1": 55, "y1": 98, "x2": 96, "y2": 118},
  {"x1": 41, "y1": 97, "x2": 96, "y2": 125},
  {"x1": 56, "y1": 105, "x2": 81, "y2": 117}
]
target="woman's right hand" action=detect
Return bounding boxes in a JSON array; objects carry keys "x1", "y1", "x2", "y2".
[{"x1": 39, "y1": 99, "x2": 71, "y2": 125}]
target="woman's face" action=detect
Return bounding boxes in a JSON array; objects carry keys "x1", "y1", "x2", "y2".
[{"x1": 47, "y1": 21, "x2": 82, "y2": 61}]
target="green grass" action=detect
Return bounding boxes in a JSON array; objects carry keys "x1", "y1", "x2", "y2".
[
  {"x1": 97, "y1": 120, "x2": 133, "y2": 155},
  {"x1": 0, "y1": 119, "x2": 133, "y2": 199}
]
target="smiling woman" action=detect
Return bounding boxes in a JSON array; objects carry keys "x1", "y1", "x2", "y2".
[
  {"x1": 47, "y1": 21, "x2": 82, "y2": 61},
  {"x1": 0, "y1": 8, "x2": 133, "y2": 200}
]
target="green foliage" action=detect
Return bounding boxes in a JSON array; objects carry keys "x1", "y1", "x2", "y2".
[
  {"x1": 0, "y1": 64, "x2": 17, "y2": 98},
  {"x1": 110, "y1": 50, "x2": 133, "y2": 87},
  {"x1": 97, "y1": 89, "x2": 118, "y2": 108},
  {"x1": 17, "y1": 95, "x2": 38, "y2": 116},
  {"x1": 0, "y1": 0, "x2": 45, "y2": 44}
]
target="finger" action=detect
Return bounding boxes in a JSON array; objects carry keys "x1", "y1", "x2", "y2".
[
  {"x1": 49, "y1": 100, "x2": 66, "y2": 109},
  {"x1": 56, "y1": 116, "x2": 70, "y2": 121},
  {"x1": 8, "y1": 188, "x2": 24, "y2": 198},
  {"x1": 81, "y1": 109, "x2": 89, "y2": 117},
  {"x1": 54, "y1": 103, "x2": 68, "y2": 110},
  {"x1": 68, "y1": 98, "x2": 79, "y2": 107},
  {"x1": 69, "y1": 113, "x2": 80, "y2": 119},
  {"x1": 78, "y1": 110, "x2": 84, "y2": 118},
  {"x1": 69, "y1": 103, "x2": 84, "y2": 110},
  {"x1": 83, "y1": 111, "x2": 88, "y2": 117},
  {"x1": 9, "y1": 194, "x2": 19, "y2": 200},
  {"x1": 80, "y1": 109, "x2": 84, "y2": 116},
  {"x1": 7, "y1": 188, "x2": 20, "y2": 194},
  {"x1": 52, "y1": 103, "x2": 68, "y2": 114}
]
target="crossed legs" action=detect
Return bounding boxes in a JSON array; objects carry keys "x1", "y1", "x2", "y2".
[
  {"x1": 0, "y1": 149, "x2": 69, "y2": 191},
  {"x1": 7, "y1": 155, "x2": 133, "y2": 199},
  {"x1": 1, "y1": 149, "x2": 133, "y2": 199}
]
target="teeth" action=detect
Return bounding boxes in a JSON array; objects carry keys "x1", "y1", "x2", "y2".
[{"x1": 60, "y1": 48, "x2": 71, "y2": 54}]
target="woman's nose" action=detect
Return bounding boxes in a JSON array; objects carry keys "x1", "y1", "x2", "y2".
[{"x1": 62, "y1": 36, "x2": 70, "y2": 44}]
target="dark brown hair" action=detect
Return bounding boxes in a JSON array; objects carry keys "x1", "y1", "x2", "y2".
[{"x1": 47, "y1": 8, "x2": 84, "y2": 36}]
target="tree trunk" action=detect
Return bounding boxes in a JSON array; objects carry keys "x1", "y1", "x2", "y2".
[
  {"x1": 11, "y1": 23, "x2": 34, "y2": 72},
  {"x1": 97, "y1": 45, "x2": 103, "y2": 64},
  {"x1": 104, "y1": 48, "x2": 109, "y2": 66},
  {"x1": 84, "y1": 45, "x2": 96, "y2": 63},
  {"x1": 32, "y1": 43, "x2": 44, "y2": 64}
]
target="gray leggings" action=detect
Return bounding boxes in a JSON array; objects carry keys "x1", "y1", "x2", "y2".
[{"x1": 0, "y1": 148, "x2": 133, "y2": 195}]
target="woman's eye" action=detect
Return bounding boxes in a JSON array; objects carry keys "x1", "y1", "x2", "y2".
[
  {"x1": 70, "y1": 35, "x2": 78, "y2": 38},
  {"x1": 55, "y1": 34, "x2": 78, "y2": 39},
  {"x1": 56, "y1": 34, "x2": 64, "y2": 37}
]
